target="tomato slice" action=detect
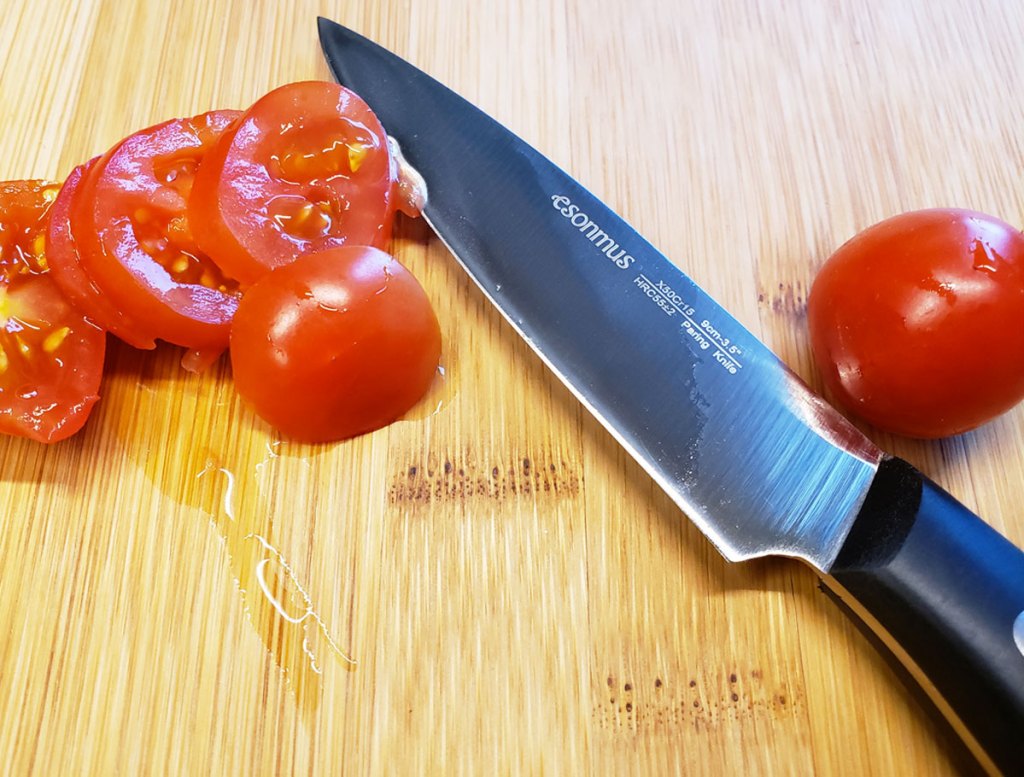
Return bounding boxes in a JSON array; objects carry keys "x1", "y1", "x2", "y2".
[
  {"x1": 0, "y1": 180, "x2": 105, "y2": 443},
  {"x1": 190, "y1": 81, "x2": 396, "y2": 285},
  {"x1": 229, "y1": 246, "x2": 441, "y2": 442},
  {"x1": 72, "y1": 109, "x2": 243, "y2": 350},
  {"x1": 47, "y1": 159, "x2": 156, "y2": 348}
]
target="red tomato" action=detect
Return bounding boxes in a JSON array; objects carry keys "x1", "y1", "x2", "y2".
[
  {"x1": 807, "y1": 209, "x2": 1024, "y2": 438},
  {"x1": 230, "y1": 246, "x2": 441, "y2": 442},
  {"x1": 190, "y1": 81, "x2": 396, "y2": 285},
  {"x1": 71, "y1": 109, "x2": 242, "y2": 350},
  {"x1": 0, "y1": 180, "x2": 106, "y2": 442},
  {"x1": 47, "y1": 160, "x2": 154, "y2": 348}
]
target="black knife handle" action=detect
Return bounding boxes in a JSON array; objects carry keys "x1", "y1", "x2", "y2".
[{"x1": 825, "y1": 456, "x2": 1024, "y2": 776}]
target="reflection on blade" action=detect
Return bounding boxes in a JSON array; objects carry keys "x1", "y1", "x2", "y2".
[{"x1": 318, "y1": 19, "x2": 881, "y2": 570}]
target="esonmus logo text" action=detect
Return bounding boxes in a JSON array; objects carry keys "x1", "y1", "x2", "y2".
[{"x1": 551, "y1": 195, "x2": 635, "y2": 270}]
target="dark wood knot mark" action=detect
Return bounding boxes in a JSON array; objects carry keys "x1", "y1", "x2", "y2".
[{"x1": 389, "y1": 452, "x2": 581, "y2": 505}]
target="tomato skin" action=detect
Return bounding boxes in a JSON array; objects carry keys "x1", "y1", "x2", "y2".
[
  {"x1": 72, "y1": 110, "x2": 242, "y2": 350},
  {"x1": 807, "y1": 209, "x2": 1024, "y2": 438},
  {"x1": 230, "y1": 246, "x2": 441, "y2": 442},
  {"x1": 191, "y1": 81, "x2": 396, "y2": 285},
  {"x1": 1, "y1": 180, "x2": 106, "y2": 443}
]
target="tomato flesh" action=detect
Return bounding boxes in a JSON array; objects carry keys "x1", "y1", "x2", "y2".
[
  {"x1": 230, "y1": 246, "x2": 441, "y2": 442},
  {"x1": 191, "y1": 81, "x2": 396, "y2": 285},
  {"x1": 72, "y1": 109, "x2": 242, "y2": 350},
  {"x1": 808, "y1": 208, "x2": 1024, "y2": 438},
  {"x1": 0, "y1": 180, "x2": 105, "y2": 443}
]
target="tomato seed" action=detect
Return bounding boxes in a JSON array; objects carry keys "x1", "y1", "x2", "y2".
[
  {"x1": 347, "y1": 142, "x2": 368, "y2": 172},
  {"x1": 14, "y1": 334, "x2": 31, "y2": 358},
  {"x1": 42, "y1": 326, "x2": 70, "y2": 353},
  {"x1": 293, "y1": 202, "x2": 314, "y2": 225},
  {"x1": 170, "y1": 255, "x2": 191, "y2": 275}
]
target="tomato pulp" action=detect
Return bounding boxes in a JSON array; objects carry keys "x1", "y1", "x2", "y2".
[
  {"x1": 230, "y1": 246, "x2": 441, "y2": 442},
  {"x1": 808, "y1": 208, "x2": 1024, "y2": 438},
  {"x1": 191, "y1": 81, "x2": 397, "y2": 285},
  {"x1": 0, "y1": 180, "x2": 106, "y2": 442}
]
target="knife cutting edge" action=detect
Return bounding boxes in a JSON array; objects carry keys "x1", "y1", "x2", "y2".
[{"x1": 317, "y1": 18, "x2": 1024, "y2": 774}]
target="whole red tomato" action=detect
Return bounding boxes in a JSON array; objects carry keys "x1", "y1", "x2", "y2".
[{"x1": 807, "y1": 208, "x2": 1024, "y2": 438}]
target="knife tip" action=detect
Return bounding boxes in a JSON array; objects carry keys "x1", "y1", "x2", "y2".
[{"x1": 316, "y1": 15, "x2": 337, "y2": 38}]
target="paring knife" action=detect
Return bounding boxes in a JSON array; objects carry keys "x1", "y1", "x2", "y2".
[{"x1": 318, "y1": 18, "x2": 1024, "y2": 774}]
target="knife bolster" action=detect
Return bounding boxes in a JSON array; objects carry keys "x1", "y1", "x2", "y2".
[{"x1": 826, "y1": 456, "x2": 1024, "y2": 776}]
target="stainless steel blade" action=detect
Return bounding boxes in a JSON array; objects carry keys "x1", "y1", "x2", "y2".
[{"x1": 318, "y1": 19, "x2": 882, "y2": 569}]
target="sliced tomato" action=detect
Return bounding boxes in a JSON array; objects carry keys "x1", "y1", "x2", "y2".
[
  {"x1": 71, "y1": 109, "x2": 243, "y2": 350},
  {"x1": 190, "y1": 81, "x2": 396, "y2": 285},
  {"x1": 47, "y1": 160, "x2": 155, "y2": 348},
  {"x1": 0, "y1": 180, "x2": 105, "y2": 443}
]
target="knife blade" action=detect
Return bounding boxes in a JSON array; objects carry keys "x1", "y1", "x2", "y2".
[{"x1": 318, "y1": 18, "x2": 1024, "y2": 773}]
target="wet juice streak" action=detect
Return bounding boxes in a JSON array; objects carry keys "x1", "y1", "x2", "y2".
[
  {"x1": 118, "y1": 362, "x2": 355, "y2": 723},
  {"x1": 401, "y1": 362, "x2": 451, "y2": 421},
  {"x1": 114, "y1": 328, "x2": 449, "y2": 718},
  {"x1": 193, "y1": 454, "x2": 355, "y2": 720}
]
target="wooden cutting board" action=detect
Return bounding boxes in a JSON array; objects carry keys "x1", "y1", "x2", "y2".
[{"x1": 2, "y1": 1, "x2": 1022, "y2": 773}]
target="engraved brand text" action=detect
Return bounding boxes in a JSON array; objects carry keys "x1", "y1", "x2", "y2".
[{"x1": 551, "y1": 195, "x2": 635, "y2": 269}]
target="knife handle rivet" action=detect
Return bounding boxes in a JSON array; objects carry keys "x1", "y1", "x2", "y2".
[{"x1": 1014, "y1": 610, "x2": 1024, "y2": 658}]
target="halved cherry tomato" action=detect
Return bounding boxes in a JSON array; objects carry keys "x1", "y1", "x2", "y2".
[
  {"x1": 72, "y1": 109, "x2": 243, "y2": 350},
  {"x1": 0, "y1": 180, "x2": 105, "y2": 443},
  {"x1": 229, "y1": 246, "x2": 440, "y2": 442},
  {"x1": 808, "y1": 208, "x2": 1024, "y2": 438},
  {"x1": 190, "y1": 81, "x2": 396, "y2": 285}
]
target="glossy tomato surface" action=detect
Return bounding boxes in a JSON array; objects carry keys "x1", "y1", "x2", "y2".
[
  {"x1": 230, "y1": 246, "x2": 440, "y2": 442},
  {"x1": 191, "y1": 81, "x2": 396, "y2": 285},
  {"x1": 72, "y1": 109, "x2": 242, "y2": 350},
  {"x1": 0, "y1": 180, "x2": 106, "y2": 442},
  {"x1": 808, "y1": 208, "x2": 1024, "y2": 438}
]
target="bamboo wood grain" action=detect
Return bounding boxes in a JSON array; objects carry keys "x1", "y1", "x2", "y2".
[{"x1": 1, "y1": 0, "x2": 1022, "y2": 774}]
